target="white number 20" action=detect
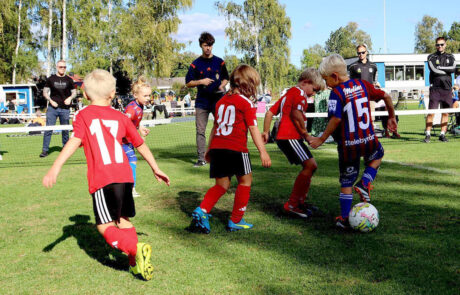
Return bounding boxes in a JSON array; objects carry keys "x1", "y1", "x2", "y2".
[
  {"x1": 89, "y1": 119, "x2": 123, "y2": 165},
  {"x1": 344, "y1": 97, "x2": 370, "y2": 133},
  {"x1": 216, "y1": 104, "x2": 236, "y2": 136}
]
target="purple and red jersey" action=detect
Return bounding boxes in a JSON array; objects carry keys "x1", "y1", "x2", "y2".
[
  {"x1": 123, "y1": 100, "x2": 143, "y2": 144},
  {"x1": 328, "y1": 79, "x2": 386, "y2": 161}
]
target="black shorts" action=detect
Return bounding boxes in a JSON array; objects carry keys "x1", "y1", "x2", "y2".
[
  {"x1": 429, "y1": 88, "x2": 453, "y2": 109},
  {"x1": 209, "y1": 149, "x2": 252, "y2": 178},
  {"x1": 276, "y1": 139, "x2": 313, "y2": 165},
  {"x1": 91, "y1": 183, "x2": 135, "y2": 225}
]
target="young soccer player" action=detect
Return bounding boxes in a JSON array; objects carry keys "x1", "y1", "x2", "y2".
[
  {"x1": 189, "y1": 64, "x2": 271, "y2": 234},
  {"x1": 309, "y1": 54, "x2": 397, "y2": 229},
  {"x1": 123, "y1": 76, "x2": 152, "y2": 197},
  {"x1": 42, "y1": 69, "x2": 170, "y2": 280},
  {"x1": 262, "y1": 68, "x2": 325, "y2": 218}
]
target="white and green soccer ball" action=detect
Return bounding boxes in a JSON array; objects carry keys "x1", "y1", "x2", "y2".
[{"x1": 349, "y1": 202, "x2": 379, "y2": 232}]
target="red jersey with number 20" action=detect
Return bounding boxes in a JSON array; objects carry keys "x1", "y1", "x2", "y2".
[
  {"x1": 73, "y1": 105, "x2": 144, "y2": 194},
  {"x1": 269, "y1": 87, "x2": 308, "y2": 140},
  {"x1": 209, "y1": 93, "x2": 258, "y2": 153}
]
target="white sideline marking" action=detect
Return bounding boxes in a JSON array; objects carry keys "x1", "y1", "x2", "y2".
[{"x1": 319, "y1": 148, "x2": 460, "y2": 176}]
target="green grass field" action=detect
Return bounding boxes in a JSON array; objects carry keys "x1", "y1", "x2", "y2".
[{"x1": 0, "y1": 112, "x2": 459, "y2": 294}]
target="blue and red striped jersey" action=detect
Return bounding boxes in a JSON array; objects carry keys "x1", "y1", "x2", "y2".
[{"x1": 328, "y1": 79, "x2": 386, "y2": 161}]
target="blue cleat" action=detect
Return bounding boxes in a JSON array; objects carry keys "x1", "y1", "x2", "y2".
[
  {"x1": 227, "y1": 219, "x2": 253, "y2": 232},
  {"x1": 190, "y1": 207, "x2": 211, "y2": 234}
]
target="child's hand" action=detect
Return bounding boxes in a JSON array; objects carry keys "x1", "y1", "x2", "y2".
[
  {"x1": 387, "y1": 117, "x2": 398, "y2": 132},
  {"x1": 261, "y1": 131, "x2": 270, "y2": 144},
  {"x1": 309, "y1": 137, "x2": 323, "y2": 149},
  {"x1": 260, "y1": 151, "x2": 271, "y2": 168},
  {"x1": 204, "y1": 150, "x2": 211, "y2": 163},
  {"x1": 154, "y1": 169, "x2": 170, "y2": 186},
  {"x1": 139, "y1": 126, "x2": 150, "y2": 137},
  {"x1": 42, "y1": 170, "x2": 58, "y2": 188}
]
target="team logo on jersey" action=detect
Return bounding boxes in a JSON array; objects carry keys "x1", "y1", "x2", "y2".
[
  {"x1": 112, "y1": 241, "x2": 119, "y2": 249},
  {"x1": 216, "y1": 73, "x2": 219, "y2": 80},
  {"x1": 346, "y1": 167, "x2": 355, "y2": 174},
  {"x1": 328, "y1": 100, "x2": 337, "y2": 112},
  {"x1": 126, "y1": 113, "x2": 132, "y2": 118},
  {"x1": 357, "y1": 68, "x2": 362, "y2": 73},
  {"x1": 436, "y1": 59, "x2": 440, "y2": 65},
  {"x1": 447, "y1": 59, "x2": 450, "y2": 63},
  {"x1": 369, "y1": 68, "x2": 373, "y2": 72}
]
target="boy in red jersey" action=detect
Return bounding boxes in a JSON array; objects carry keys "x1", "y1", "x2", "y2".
[
  {"x1": 262, "y1": 68, "x2": 325, "y2": 218},
  {"x1": 123, "y1": 76, "x2": 152, "y2": 197},
  {"x1": 310, "y1": 54, "x2": 397, "y2": 229},
  {"x1": 42, "y1": 69, "x2": 170, "y2": 280},
  {"x1": 189, "y1": 64, "x2": 271, "y2": 234}
]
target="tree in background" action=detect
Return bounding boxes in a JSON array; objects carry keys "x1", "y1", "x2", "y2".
[
  {"x1": 222, "y1": 54, "x2": 241, "y2": 75},
  {"x1": 216, "y1": 0, "x2": 291, "y2": 94},
  {"x1": 301, "y1": 44, "x2": 326, "y2": 69},
  {"x1": 170, "y1": 51, "x2": 198, "y2": 78},
  {"x1": 446, "y1": 21, "x2": 460, "y2": 53},
  {"x1": 414, "y1": 15, "x2": 444, "y2": 53},
  {"x1": 325, "y1": 22, "x2": 372, "y2": 58}
]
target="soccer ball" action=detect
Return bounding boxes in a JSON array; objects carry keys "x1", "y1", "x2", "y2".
[{"x1": 349, "y1": 202, "x2": 379, "y2": 232}]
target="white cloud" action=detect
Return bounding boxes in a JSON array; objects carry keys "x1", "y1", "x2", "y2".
[
  {"x1": 173, "y1": 13, "x2": 228, "y2": 42},
  {"x1": 303, "y1": 22, "x2": 312, "y2": 30}
]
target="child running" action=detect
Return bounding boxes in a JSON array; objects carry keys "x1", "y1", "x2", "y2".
[
  {"x1": 189, "y1": 64, "x2": 271, "y2": 234},
  {"x1": 123, "y1": 76, "x2": 152, "y2": 197},
  {"x1": 309, "y1": 54, "x2": 397, "y2": 229},
  {"x1": 262, "y1": 68, "x2": 325, "y2": 218},
  {"x1": 42, "y1": 69, "x2": 170, "y2": 280}
]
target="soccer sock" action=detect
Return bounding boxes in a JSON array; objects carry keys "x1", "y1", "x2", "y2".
[
  {"x1": 129, "y1": 162, "x2": 137, "y2": 186},
  {"x1": 425, "y1": 130, "x2": 431, "y2": 136},
  {"x1": 440, "y1": 131, "x2": 445, "y2": 135},
  {"x1": 339, "y1": 193, "x2": 353, "y2": 219},
  {"x1": 199, "y1": 185, "x2": 227, "y2": 213},
  {"x1": 231, "y1": 185, "x2": 251, "y2": 224},
  {"x1": 361, "y1": 166, "x2": 378, "y2": 187},
  {"x1": 103, "y1": 226, "x2": 137, "y2": 259},
  {"x1": 289, "y1": 173, "x2": 310, "y2": 207},
  {"x1": 121, "y1": 227, "x2": 138, "y2": 266}
]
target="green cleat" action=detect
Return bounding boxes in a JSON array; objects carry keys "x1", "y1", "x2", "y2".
[{"x1": 129, "y1": 243, "x2": 154, "y2": 281}]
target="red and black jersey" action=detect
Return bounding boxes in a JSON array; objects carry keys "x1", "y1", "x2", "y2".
[
  {"x1": 209, "y1": 93, "x2": 257, "y2": 153},
  {"x1": 269, "y1": 87, "x2": 308, "y2": 140},
  {"x1": 73, "y1": 105, "x2": 144, "y2": 194}
]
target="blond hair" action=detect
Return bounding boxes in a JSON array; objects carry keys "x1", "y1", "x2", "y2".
[
  {"x1": 83, "y1": 69, "x2": 116, "y2": 100},
  {"x1": 131, "y1": 76, "x2": 151, "y2": 95},
  {"x1": 298, "y1": 67, "x2": 326, "y2": 91},
  {"x1": 318, "y1": 54, "x2": 348, "y2": 77},
  {"x1": 228, "y1": 64, "x2": 260, "y2": 101}
]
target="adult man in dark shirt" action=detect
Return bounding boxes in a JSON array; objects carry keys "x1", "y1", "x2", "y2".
[
  {"x1": 40, "y1": 60, "x2": 76, "y2": 157},
  {"x1": 424, "y1": 37, "x2": 457, "y2": 143},
  {"x1": 186, "y1": 32, "x2": 229, "y2": 167},
  {"x1": 348, "y1": 44, "x2": 378, "y2": 84}
]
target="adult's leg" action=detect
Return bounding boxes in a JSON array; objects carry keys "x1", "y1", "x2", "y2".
[
  {"x1": 195, "y1": 108, "x2": 210, "y2": 162},
  {"x1": 58, "y1": 108, "x2": 70, "y2": 146},
  {"x1": 42, "y1": 107, "x2": 58, "y2": 152}
]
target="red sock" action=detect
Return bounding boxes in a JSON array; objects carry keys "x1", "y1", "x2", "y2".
[
  {"x1": 200, "y1": 185, "x2": 227, "y2": 213},
  {"x1": 121, "y1": 227, "x2": 138, "y2": 266},
  {"x1": 231, "y1": 185, "x2": 251, "y2": 223},
  {"x1": 103, "y1": 226, "x2": 137, "y2": 259},
  {"x1": 288, "y1": 173, "x2": 311, "y2": 207}
]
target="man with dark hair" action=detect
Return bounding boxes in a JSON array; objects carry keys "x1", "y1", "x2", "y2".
[
  {"x1": 40, "y1": 60, "x2": 76, "y2": 157},
  {"x1": 424, "y1": 37, "x2": 457, "y2": 142},
  {"x1": 348, "y1": 44, "x2": 378, "y2": 84},
  {"x1": 186, "y1": 32, "x2": 229, "y2": 167}
]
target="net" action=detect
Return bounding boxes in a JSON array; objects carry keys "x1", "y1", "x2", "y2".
[{"x1": 1, "y1": 107, "x2": 460, "y2": 168}]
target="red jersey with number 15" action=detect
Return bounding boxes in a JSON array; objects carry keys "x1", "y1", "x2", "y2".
[
  {"x1": 209, "y1": 93, "x2": 258, "y2": 153},
  {"x1": 73, "y1": 105, "x2": 144, "y2": 194}
]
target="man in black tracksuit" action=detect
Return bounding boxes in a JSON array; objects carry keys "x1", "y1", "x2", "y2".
[
  {"x1": 348, "y1": 44, "x2": 378, "y2": 84},
  {"x1": 424, "y1": 37, "x2": 457, "y2": 142}
]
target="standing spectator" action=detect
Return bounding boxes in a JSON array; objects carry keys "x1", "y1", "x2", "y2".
[
  {"x1": 424, "y1": 37, "x2": 457, "y2": 143},
  {"x1": 186, "y1": 32, "x2": 229, "y2": 167},
  {"x1": 183, "y1": 92, "x2": 191, "y2": 108},
  {"x1": 348, "y1": 44, "x2": 378, "y2": 84},
  {"x1": 418, "y1": 90, "x2": 426, "y2": 109},
  {"x1": 40, "y1": 60, "x2": 76, "y2": 157},
  {"x1": 455, "y1": 68, "x2": 460, "y2": 88}
]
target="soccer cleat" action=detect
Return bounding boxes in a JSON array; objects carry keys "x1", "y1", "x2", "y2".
[
  {"x1": 190, "y1": 207, "x2": 211, "y2": 234},
  {"x1": 439, "y1": 134, "x2": 448, "y2": 142},
  {"x1": 391, "y1": 132, "x2": 401, "y2": 139},
  {"x1": 227, "y1": 219, "x2": 253, "y2": 232},
  {"x1": 283, "y1": 202, "x2": 312, "y2": 219},
  {"x1": 39, "y1": 151, "x2": 48, "y2": 158},
  {"x1": 354, "y1": 181, "x2": 373, "y2": 203},
  {"x1": 132, "y1": 187, "x2": 140, "y2": 198},
  {"x1": 423, "y1": 134, "x2": 431, "y2": 143},
  {"x1": 299, "y1": 202, "x2": 319, "y2": 214},
  {"x1": 193, "y1": 160, "x2": 207, "y2": 167},
  {"x1": 129, "y1": 243, "x2": 154, "y2": 281},
  {"x1": 335, "y1": 216, "x2": 350, "y2": 230}
]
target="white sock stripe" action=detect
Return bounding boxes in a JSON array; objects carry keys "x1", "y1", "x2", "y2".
[
  {"x1": 100, "y1": 189, "x2": 112, "y2": 223},
  {"x1": 95, "y1": 190, "x2": 107, "y2": 224}
]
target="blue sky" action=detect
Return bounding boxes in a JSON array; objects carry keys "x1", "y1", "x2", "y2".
[{"x1": 173, "y1": 0, "x2": 460, "y2": 67}]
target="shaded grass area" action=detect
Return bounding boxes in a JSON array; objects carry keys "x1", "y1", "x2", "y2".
[{"x1": 0, "y1": 118, "x2": 459, "y2": 294}]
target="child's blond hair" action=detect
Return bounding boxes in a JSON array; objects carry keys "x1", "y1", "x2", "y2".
[
  {"x1": 132, "y1": 76, "x2": 151, "y2": 95},
  {"x1": 318, "y1": 54, "x2": 348, "y2": 77},
  {"x1": 84, "y1": 69, "x2": 116, "y2": 100},
  {"x1": 298, "y1": 67, "x2": 326, "y2": 91},
  {"x1": 228, "y1": 64, "x2": 260, "y2": 102}
]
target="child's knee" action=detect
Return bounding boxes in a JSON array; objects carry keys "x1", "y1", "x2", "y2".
[{"x1": 302, "y1": 159, "x2": 317, "y2": 174}]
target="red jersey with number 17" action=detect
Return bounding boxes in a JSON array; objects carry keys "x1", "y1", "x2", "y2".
[
  {"x1": 73, "y1": 105, "x2": 144, "y2": 194},
  {"x1": 209, "y1": 93, "x2": 258, "y2": 153}
]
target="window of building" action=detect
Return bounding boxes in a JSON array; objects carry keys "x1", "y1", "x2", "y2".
[{"x1": 385, "y1": 65, "x2": 425, "y2": 81}]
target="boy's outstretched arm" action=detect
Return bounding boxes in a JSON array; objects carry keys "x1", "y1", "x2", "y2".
[
  {"x1": 42, "y1": 137, "x2": 82, "y2": 188},
  {"x1": 262, "y1": 110, "x2": 274, "y2": 144},
  {"x1": 290, "y1": 109, "x2": 309, "y2": 140},
  {"x1": 136, "y1": 143, "x2": 170, "y2": 186},
  {"x1": 249, "y1": 126, "x2": 271, "y2": 168},
  {"x1": 381, "y1": 93, "x2": 397, "y2": 132},
  {"x1": 309, "y1": 117, "x2": 341, "y2": 149}
]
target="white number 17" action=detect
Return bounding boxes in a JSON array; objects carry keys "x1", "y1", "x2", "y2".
[{"x1": 89, "y1": 119, "x2": 123, "y2": 165}]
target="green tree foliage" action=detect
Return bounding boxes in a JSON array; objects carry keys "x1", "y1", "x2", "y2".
[
  {"x1": 222, "y1": 54, "x2": 241, "y2": 75},
  {"x1": 414, "y1": 15, "x2": 444, "y2": 53},
  {"x1": 446, "y1": 21, "x2": 460, "y2": 53},
  {"x1": 170, "y1": 51, "x2": 198, "y2": 78},
  {"x1": 301, "y1": 44, "x2": 326, "y2": 69},
  {"x1": 325, "y1": 22, "x2": 372, "y2": 58},
  {"x1": 216, "y1": 0, "x2": 291, "y2": 94}
]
